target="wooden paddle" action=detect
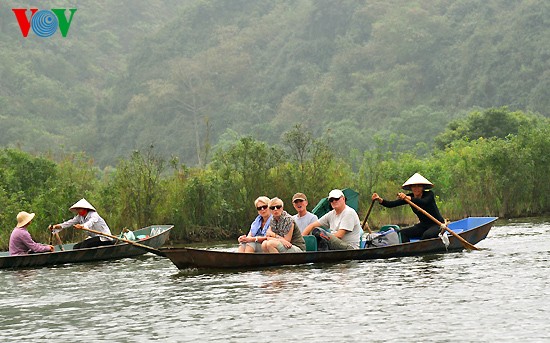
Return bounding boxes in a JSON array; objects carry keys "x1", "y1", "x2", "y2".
[
  {"x1": 48, "y1": 225, "x2": 65, "y2": 251},
  {"x1": 403, "y1": 197, "x2": 479, "y2": 250},
  {"x1": 361, "y1": 200, "x2": 375, "y2": 234},
  {"x1": 74, "y1": 226, "x2": 166, "y2": 257},
  {"x1": 54, "y1": 232, "x2": 65, "y2": 251}
]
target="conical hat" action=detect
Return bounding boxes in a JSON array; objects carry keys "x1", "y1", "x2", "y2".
[
  {"x1": 69, "y1": 198, "x2": 96, "y2": 212},
  {"x1": 402, "y1": 173, "x2": 434, "y2": 190}
]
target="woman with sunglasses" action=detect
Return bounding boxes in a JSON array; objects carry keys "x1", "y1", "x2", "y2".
[
  {"x1": 262, "y1": 197, "x2": 306, "y2": 253},
  {"x1": 237, "y1": 196, "x2": 272, "y2": 253}
]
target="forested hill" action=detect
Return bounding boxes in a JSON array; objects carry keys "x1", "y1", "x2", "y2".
[{"x1": 1, "y1": 0, "x2": 549, "y2": 167}]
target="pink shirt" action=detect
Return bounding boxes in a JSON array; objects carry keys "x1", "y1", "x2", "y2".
[{"x1": 9, "y1": 227, "x2": 51, "y2": 256}]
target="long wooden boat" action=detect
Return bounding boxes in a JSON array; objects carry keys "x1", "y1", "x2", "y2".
[
  {"x1": 160, "y1": 217, "x2": 497, "y2": 270},
  {"x1": 0, "y1": 225, "x2": 172, "y2": 269}
]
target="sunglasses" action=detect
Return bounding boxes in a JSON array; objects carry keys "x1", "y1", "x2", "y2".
[
  {"x1": 256, "y1": 205, "x2": 268, "y2": 211},
  {"x1": 293, "y1": 199, "x2": 304, "y2": 204},
  {"x1": 269, "y1": 205, "x2": 283, "y2": 210},
  {"x1": 328, "y1": 197, "x2": 342, "y2": 203}
]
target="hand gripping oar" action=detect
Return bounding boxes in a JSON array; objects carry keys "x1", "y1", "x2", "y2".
[
  {"x1": 74, "y1": 226, "x2": 165, "y2": 257},
  {"x1": 361, "y1": 200, "x2": 375, "y2": 234},
  {"x1": 403, "y1": 197, "x2": 479, "y2": 251}
]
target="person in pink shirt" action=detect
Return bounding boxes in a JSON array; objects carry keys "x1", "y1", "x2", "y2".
[{"x1": 9, "y1": 211, "x2": 54, "y2": 255}]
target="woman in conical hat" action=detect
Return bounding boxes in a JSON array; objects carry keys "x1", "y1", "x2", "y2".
[
  {"x1": 372, "y1": 173, "x2": 444, "y2": 243},
  {"x1": 50, "y1": 198, "x2": 114, "y2": 249}
]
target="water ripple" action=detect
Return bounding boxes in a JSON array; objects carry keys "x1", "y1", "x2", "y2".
[{"x1": 0, "y1": 221, "x2": 549, "y2": 342}]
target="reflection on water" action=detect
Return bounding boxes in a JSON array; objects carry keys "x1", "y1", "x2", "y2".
[{"x1": 0, "y1": 219, "x2": 549, "y2": 342}]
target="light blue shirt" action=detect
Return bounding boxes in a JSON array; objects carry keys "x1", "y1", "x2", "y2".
[
  {"x1": 249, "y1": 215, "x2": 272, "y2": 237},
  {"x1": 293, "y1": 211, "x2": 318, "y2": 233}
]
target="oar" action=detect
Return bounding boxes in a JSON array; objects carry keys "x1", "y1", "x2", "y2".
[
  {"x1": 403, "y1": 197, "x2": 479, "y2": 251},
  {"x1": 54, "y1": 232, "x2": 65, "y2": 251},
  {"x1": 48, "y1": 225, "x2": 65, "y2": 251},
  {"x1": 74, "y1": 226, "x2": 165, "y2": 257},
  {"x1": 361, "y1": 200, "x2": 375, "y2": 234}
]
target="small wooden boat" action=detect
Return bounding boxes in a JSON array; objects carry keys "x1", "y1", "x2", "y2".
[
  {"x1": 0, "y1": 225, "x2": 172, "y2": 269},
  {"x1": 160, "y1": 217, "x2": 497, "y2": 270}
]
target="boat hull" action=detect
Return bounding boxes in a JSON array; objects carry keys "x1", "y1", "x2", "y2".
[
  {"x1": 0, "y1": 225, "x2": 172, "y2": 269},
  {"x1": 161, "y1": 217, "x2": 497, "y2": 270}
]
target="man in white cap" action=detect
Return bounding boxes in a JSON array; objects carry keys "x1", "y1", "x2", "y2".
[
  {"x1": 291, "y1": 192, "x2": 318, "y2": 233},
  {"x1": 372, "y1": 173, "x2": 444, "y2": 242},
  {"x1": 301, "y1": 189, "x2": 362, "y2": 250},
  {"x1": 50, "y1": 198, "x2": 114, "y2": 249},
  {"x1": 9, "y1": 211, "x2": 54, "y2": 255}
]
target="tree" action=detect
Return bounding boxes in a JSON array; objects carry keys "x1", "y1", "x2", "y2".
[
  {"x1": 282, "y1": 123, "x2": 313, "y2": 184},
  {"x1": 112, "y1": 146, "x2": 166, "y2": 228},
  {"x1": 434, "y1": 107, "x2": 541, "y2": 149}
]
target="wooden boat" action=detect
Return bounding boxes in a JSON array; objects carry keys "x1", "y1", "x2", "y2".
[
  {"x1": 0, "y1": 225, "x2": 172, "y2": 269},
  {"x1": 160, "y1": 217, "x2": 497, "y2": 270}
]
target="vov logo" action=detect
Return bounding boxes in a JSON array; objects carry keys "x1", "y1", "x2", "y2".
[{"x1": 12, "y1": 8, "x2": 77, "y2": 38}]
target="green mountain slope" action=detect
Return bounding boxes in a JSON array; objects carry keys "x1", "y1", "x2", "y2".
[{"x1": 1, "y1": 0, "x2": 549, "y2": 166}]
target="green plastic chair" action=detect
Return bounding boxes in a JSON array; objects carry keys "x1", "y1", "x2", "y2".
[{"x1": 303, "y1": 235, "x2": 317, "y2": 251}]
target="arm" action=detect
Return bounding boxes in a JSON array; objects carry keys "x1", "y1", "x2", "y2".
[
  {"x1": 266, "y1": 224, "x2": 294, "y2": 248},
  {"x1": 53, "y1": 215, "x2": 80, "y2": 230},
  {"x1": 302, "y1": 220, "x2": 321, "y2": 236},
  {"x1": 239, "y1": 216, "x2": 265, "y2": 243},
  {"x1": 379, "y1": 193, "x2": 407, "y2": 208},
  {"x1": 280, "y1": 223, "x2": 294, "y2": 247},
  {"x1": 374, "y1": 192, "x2": 408, "y2": 207},
  {"x1": 333, "y1": 210, "x2": 357, "y2": 238},
  {"x1": 333, "y1": 229, "x2": 348, "y2": 239},
  {"x1": 20, "y1": 230, "x2": 53, "y2": 253},
  {"x1": 397, "y1": 192, "x2": 432, "y2": 206},
  {"x1": 247, "y1": 227, "x2": 268, "y2": 243},
  {"x1": 237, "y1": 232, "x2": 252, "y2": 243}
]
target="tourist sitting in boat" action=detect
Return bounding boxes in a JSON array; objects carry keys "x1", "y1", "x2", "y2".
[
  {"x1": 237, "y1": 196, "x2": 272, "y2": 253},
  {"x1": 302, "y1": 189, "x2": 361, "y2": 250},
  {"x1": 291, "y1": 192, "x2": 318, "y2": 233},
  {"x1": 262, "y1": 197, "x2": 306, "y2": 253},
  {"x1": 372, "y1": 173, "x2": 444, "y2": 243},
  {"x1": 9, "y1": 211, "x2": 54, "y2": 255},
  {"x1": 50, "y1": 198, "x2": 115, "y2": 249}
]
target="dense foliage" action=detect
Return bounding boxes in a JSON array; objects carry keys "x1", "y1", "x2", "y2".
[
  {"x1": 0, "y1": 0, "x2": 549, "y2": 167},
  {"x1": 1, "y1": 109, "x2": 548, "y2": 249}
]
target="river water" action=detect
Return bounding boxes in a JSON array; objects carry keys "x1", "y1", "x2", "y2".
[{"x1": 0, "y1": 218, "x2": 548, "y2": 342}]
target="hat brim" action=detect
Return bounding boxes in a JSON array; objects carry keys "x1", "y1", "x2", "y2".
[
  {"x1": 402, "y1": 184, "x2": 433, "y2": 191},
  {"x1": 17, "y1": 212, "x2": 35, "y2": 227},
  {"x1": 69, "y1": 198, "x2": 96, "y2": 212}
]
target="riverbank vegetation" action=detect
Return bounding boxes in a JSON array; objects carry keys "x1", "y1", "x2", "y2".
[{"x1": 1, "y1": 108, "x2": 548, "y2": 249}]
